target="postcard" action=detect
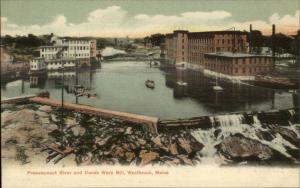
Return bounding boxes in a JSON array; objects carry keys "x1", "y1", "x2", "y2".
[{"x1": 1, "y1": 0, "x2": 299, "y2": 187}]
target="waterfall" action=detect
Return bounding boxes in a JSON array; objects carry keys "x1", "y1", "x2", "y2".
[
  {"x1": 214, "y1": 114, "x2": 244, "y2": 127},
  {"x1": 191, "y1": 111, "x2": 299, "y2": 164},
  {"x1": 191, "y1": 128, "x2": 218, "y2": 164},
  {"x1": 288, "y1": 109, "x2": 296, "y2": 118}
]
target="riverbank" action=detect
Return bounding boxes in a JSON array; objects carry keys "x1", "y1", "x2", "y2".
[{"x1": 2, "y1": 101, "x2": 299, "y2": 167}]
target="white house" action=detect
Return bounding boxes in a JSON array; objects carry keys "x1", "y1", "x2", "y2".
[
  {"x1": 30, "y1": 58, "x2": 46, "y2": 71},
  {"x1": 31, "y1": 36, "x2": 95, "y2": 71},
  {"x1": 46, "y1": 58, "x2": 77, "y2": 70}
]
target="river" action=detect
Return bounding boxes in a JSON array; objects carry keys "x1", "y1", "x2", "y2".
[{"x1": 0, "y1": 61, "x2": 296, "y2": 118}]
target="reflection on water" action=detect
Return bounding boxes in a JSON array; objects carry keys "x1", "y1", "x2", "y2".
[{"x1": 1, "y1": 61, "x2": 296, "y2": 118}]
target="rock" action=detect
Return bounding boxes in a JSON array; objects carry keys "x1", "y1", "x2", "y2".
[
  {"x1": 169, "y1": 143, "x2": 179, "y2": 155},
  {"x1": 40, "y1": 118, "x2": 50, "y2": 125},
  {"x1": 214, "y1": 129, "x2": 222, "y2": 138},
  {"x1": 177, "y1": 155, "x2": 193, "y2": 165},
  {"x1": 137, "y1": 138, "x2": 146, "y2": 146},
  {"x1": 122, "y1": 143, "x2": 130, "y2": 150},
  {"x1": 255, "y1": 130, "x2": 274, "y2": 141},
  {"x1": 129, "y1": 143, "x2": 137, "y2": 150},
  {"x1": 139, "y1": 151, "x2": 159, "y2": 166},
  {"x1": 48, "y1": 129, "x2": 63, "y2": 139},
  {"x1": 2, "y1": 109, "x2": 35, "y2": 125},
  {"x1": 152, "y1": 136, "x2": 162, "y2": 146},
  {"x1": 115, "y1": 147, "x2": 125, "y2": 157},
  {"x1": 43, "y1": 124, "x2": 58, "y2": 131},
  {"x1": 177, "y1": 138, "x2": 192, "y2": 154},
  {"x1": 35, "y1": 111, "x2": 49, "y2": 118},
  {"x1": 38, "y1": 105, "x2": 52, "y2": 113},
  {"x1": 71, "y1": 126, "x2": 86, "y2": 137},
  {"x1": 216, "y1": 134, "x2": 273, "y2": 161},
  {"x1": 65, "y1": 118, "x2": 78, "y2": 128},
  {"x1": 189, "y1": 140, "x2": 204, "y2": 153},
  {"x1": 272, "y1": 127, "x2": 300, "y2": 147},
  {"x1": 50, "y1": 114, "x2": 59, "y2": 123},
  {"x1": 125, "y1": 152, "x2": 135, "y2": 162},
  {"x1": 125, "y1": 127, "x2": 133, "y2": 135},
  {"x1": 152, "y1": 136, "x2": 169, "y2": 152},
  {"x1": 161, "y1": 156, "x2": 181, "y2": 166}
]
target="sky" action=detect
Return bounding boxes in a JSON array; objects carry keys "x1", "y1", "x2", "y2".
[{"x1": 1, "y1": 0, "x2": 299, "y2": 38}]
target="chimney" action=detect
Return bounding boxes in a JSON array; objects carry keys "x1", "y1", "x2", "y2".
[
  {"x1": 249, "y1": 24, "x2": 253, "y2": 53},
  {"x1": 272, "y1": 24, "x2": 276, "y2": 69}
]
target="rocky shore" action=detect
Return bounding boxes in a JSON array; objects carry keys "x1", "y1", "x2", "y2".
[{"x1": 1, "y1": 103, "x2": 300, "y2": 166}]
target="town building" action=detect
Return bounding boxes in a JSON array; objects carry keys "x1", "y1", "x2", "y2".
[
  {"x1": 165, "y1": 30, "x2": 248, "y2": 68},
  {"x1": 165, "y1": 30, "x2": 274, "y2": 79},
  {"x1": 204, "y1": 52, "x2": 274, "y2": 79},
  {"x1": 1, "y1": 45, "x2": 14, "y2": 66},
  {"x1": 1, "y1": 45, "x2": 29, "y2": 74},
  {"x1": 90, "y1": 39, "x2": 97, "y2": 58},
  {"x1": 30, "y1": 58, "x2": 46, "y2": 71},
  {"x1": 31, "y1": 36, "x2": 96, "y2": 71}
]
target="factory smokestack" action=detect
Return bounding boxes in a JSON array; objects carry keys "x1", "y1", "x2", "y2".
[
  {"x1": 272, "y1": 24, "x2": 276, "y2": 69},
  {"x1": 249, "y1": 24, "x2": 253, "y2": 53}
]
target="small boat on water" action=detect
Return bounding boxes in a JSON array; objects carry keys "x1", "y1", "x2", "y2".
[
  {"x1": 145, "y1": 80, "x2": 155, "y2": 89},
  {"x1": 176, "y1": 81, "x2": 188, "y2": 86},
  {"x1": 74, "y1": 85, "x2": 97, "y2": 98},
  {"x1": 213, "y1": 85, "x2": 223, "y2": 91}
]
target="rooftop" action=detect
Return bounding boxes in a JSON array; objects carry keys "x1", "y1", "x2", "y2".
[
  {"x1": 39, "y1": 45, "x2": 66, "y2": 48},
  {"x1": 204, "y1": 52, "x2": 272, "y2": 58},
  {"x1": 166, "y1": 30, "x2": 248, "y2": 38}
]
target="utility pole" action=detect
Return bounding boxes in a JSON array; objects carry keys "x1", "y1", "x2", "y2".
[
  {"x1": 75, "y1": 48, "x2": 79, "y2": 104},
  {"x1": 59, "y1": 40, "x2": 67, "y2": 130}
]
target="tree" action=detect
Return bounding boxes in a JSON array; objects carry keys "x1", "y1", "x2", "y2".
[
  {"x1": 249, "y1": 30, "x2": 265, "y2": 53},
  {"x1": 267, "y1": 33, "x2": 293, "y2": 54},
  {"x1": 143, "y1": 33, "x2": 165, "y2": 47}
]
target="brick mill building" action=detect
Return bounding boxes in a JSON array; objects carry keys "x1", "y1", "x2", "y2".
[
  {"x1": 165, "y1": 30, "x2": 274, "y2": 79},
  {"x1": 204, "y1": 52, "x2": 273, "y2": 79}
]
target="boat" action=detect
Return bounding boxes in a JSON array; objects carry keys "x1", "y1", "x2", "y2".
[
  {"x1": 74, "y1": 85, "x2": 97, "y2": 98},
  {"x1": 213, "y1": 73, "x2": 223, "y2": 91},
  {"x1": 176, "y1": 81, "x2": 188, "y2": 86},
  {"x1": 213, "y1": 85, "x2": 223, "y2": 91},
  {"x1": 145, "y1": 80, "x2": 155, "y2": 89}
]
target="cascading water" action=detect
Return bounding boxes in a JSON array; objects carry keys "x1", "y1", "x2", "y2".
[
  {"x1": 191, "y1": 114, "x2": 246, "y2": 164},
  {"x1": 191, "y1": 112, "x2": 299, "y2": 164}
]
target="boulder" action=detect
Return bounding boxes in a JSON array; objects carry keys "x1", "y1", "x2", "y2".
[
  {"x1": 272, "y1": 127, "x2": 300, "y2": 147},
  {"x1": 177, "y1": 138, "x2": 192, "y2": 154},
  {"x1": 125, "y1": 152, "x2": 135, "y2": 162},
  {"x1": 255, "y1": 130, "x2": 274, "y2": 141},
  {"x1": 43, "y1": 124, "x2": 58, "y2": 131},
  {"x1": 152, "y1": 136, "x2": 162, "y2": 146},
  {"x1": 114, "y1": 147, "x2": 125, "y2": 157},
  {"x1": 125, "y1": 127, "x2": 133, "y2": 135},
  {"x1": 177, "y1": 155, "x2": 193, "y2": 165},
  {"x1": 38, "y1": 105, "x2": 52, "y2": 113},
  {"x1": 137, "y1": 138, "x2": 146, "y2": 146},
  {"x1": 2, "y1": 109, "x2": 36, "y2": 125},
  {"x1": 71, "y1": 126, "x2": 86, "y2": 137},
  {"x1": 169, "y1": 143, "x2": 179, "y2": 155},
  {"x1": 65, "y1": 118, "x2": 78, "y2": 128},
  {"x1": 35, "y1": 111, "x2": 49, "y2": 118},
  {"x1": 216, "y1": 134, "x2": 273, "y2": 161},
  {"x1": 139, "y1": 150, "x2": 159, "y2": 166},
  {"x1": 50, "y1": 114, "x2": 59, "y2": 123}
]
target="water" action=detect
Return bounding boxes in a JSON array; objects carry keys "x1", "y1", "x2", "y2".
[
  {"x1": 1, "y1": 61, "x2": 296, "y2": 118},
  {"x1": 191, "y1": 110, "x2": 299, "y2": 164}
]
